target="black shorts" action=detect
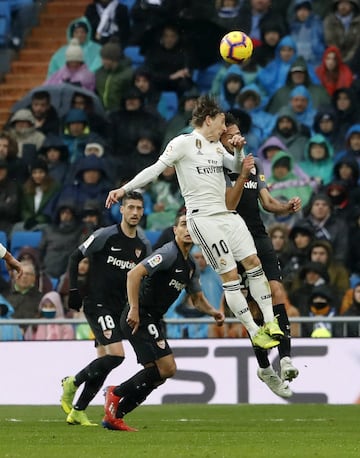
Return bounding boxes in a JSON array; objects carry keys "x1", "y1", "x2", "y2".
[
  {"x1": 120, "y1": 306, "x2": 172, "y2": 366},
  {"x1": 85, "y1": 306, "x2": 124, "y2": 346},
  {"x1": 254, "y1": 236, "x2": 282, "y2": 282}
]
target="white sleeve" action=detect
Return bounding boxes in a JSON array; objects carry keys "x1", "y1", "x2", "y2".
[
  {"x1": 0, "y1": 243, "x2": 7, "y2": 259},
  {"x1": 122, "y1": 160, "x2": 168, "y2": 192},
  {"x1": 223, "y1": 147, "x2": 245, "y2": 172}
]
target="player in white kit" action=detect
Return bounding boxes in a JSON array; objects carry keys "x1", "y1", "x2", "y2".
[{"x1": 106, "y1": 95, "x2": 282, "y2": 349}]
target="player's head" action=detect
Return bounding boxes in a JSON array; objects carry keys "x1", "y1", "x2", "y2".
[
  {"x1": 221, "y1": 112, "x2": 241, "y2": 153},
  {"x1": 191, "y1": 95, "x2": 226, "y2": 141},
  {"x1": 173, "y1": 214, "x2": 192, "y2": 246},
  {"x1": 120, "y1": 191, "x2": 144, "y2": 227}
]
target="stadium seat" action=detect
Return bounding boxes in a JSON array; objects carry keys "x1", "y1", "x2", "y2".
[
  {"x1": 123, "y1": 45, "x2": 144, "y2": 68},
  {"x1": 157, "y1": 91, "x2": 178, "y2": 121},
  {"x1": 144, "y1": 230, "x2": 162, "y2": 247},
  {"x1": 195, "y1": 62, "x2": 222, "y2": 93},
  {"x1": 119, "y1": 0, "x2": 136, "y2": 9},
  {"x1": 0, "y1": 3, "x2": 10, "y2": 46},
  {"x1": 10, "y1": 231, "x2": 42, "y2": 259}
]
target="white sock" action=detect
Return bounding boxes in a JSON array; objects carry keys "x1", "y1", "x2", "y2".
[
  {"x1": 246, "y1": 265, "x2": 274, "y2": 323},
  {"x1": 223, "y1": 280, "x2": 259, "y2": 337}
]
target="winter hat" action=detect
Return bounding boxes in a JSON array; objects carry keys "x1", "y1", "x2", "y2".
[
  {"x1": 84, "y1": 142, "x2": 104, "y2": 158},
  {"x1": 100, "y1": 41, "x2": 121, "y2": 61},
  {"x1": 65, "y1": 108, "x2": 88, "y2": 124},
  {"x1": 31, "y1": 157, "x2": 48, "y2": 173},
  {"x1": 10, "y1": 108, "x2": 36, "y2": 125},
  {"x1": 65, "y1": 38, "x2": 84, "y2": 63},
  {"x1": 70, "y1": 20, "x2": 89, "y2": 36}
]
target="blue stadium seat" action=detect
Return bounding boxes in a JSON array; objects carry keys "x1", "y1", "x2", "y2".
[
  {"x1": 144, "y1": 230, "x2": 162, "y2": 247},
  {"x1": 123, "y1": 45, "x2": 144, "y2": 68},
  {"x1": 0, "y1": 3, "x2": 10, "y2": 46},
  {"x1": 157, "y1": 91, "x2": 178, "y2": 121},
  {"x1": 195, "y1": 62, "x2": 222, "y2": 93},
  {"x1": 10, "y1": 231, "x2": 42, "y2": 259}
]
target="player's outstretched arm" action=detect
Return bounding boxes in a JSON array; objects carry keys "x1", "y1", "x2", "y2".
[
  {"x1": 191, "y1": 292, "x2": 225, "y2": 327},
  {"x1": 3, "y1": 251, "x2": 23, "y2": 278},
  {"x1": 105, "y1": 187, "x2": 126, "y2": 208},
  {"x1": 260, "y1": 189, "x2": 302, "y2": 215}
]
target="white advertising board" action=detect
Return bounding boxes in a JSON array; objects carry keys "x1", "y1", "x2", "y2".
[{"x1": 0, "y1": 339, "x2": 359, "y2": 405}]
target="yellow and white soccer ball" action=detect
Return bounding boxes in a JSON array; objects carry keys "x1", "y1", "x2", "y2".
[{"x1": 219, "y1": 30, "x2": 254, "y2": 64}]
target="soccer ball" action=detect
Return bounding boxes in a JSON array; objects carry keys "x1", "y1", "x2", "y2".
[{"x1": 219, "y1": 31, "x2": 253, "y2": 64}]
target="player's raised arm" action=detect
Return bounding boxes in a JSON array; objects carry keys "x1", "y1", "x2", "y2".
[{"x1": 105, "y1": 161, "x2": 168, "y2": 208}]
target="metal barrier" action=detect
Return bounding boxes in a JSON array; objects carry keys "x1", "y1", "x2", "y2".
[{"x1": 1, "y1": 316, "x2": 359, "y2": 337}]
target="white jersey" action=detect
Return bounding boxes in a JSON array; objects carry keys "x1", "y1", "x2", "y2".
[
  {"x1": 161, "y1": 131, "x2": 239, "y2": 217},
  {"x1": 123, "y1": 130, "x2": 241, "y2": 217},
  {"x1": 0, "y1": 242, "x2": 6, "y2": 259}
]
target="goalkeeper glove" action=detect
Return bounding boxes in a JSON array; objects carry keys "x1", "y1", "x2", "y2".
[{"x1": 68, "y1": 289, "x2": 83, "y2": 311}]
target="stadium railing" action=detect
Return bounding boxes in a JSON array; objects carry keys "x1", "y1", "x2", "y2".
[{"x1": 1, "y1": 316, "x2": 359, "y2": 338}]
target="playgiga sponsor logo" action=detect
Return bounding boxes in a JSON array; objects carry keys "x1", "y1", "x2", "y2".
[{"x1": 106, "y1": 255, "x2": 136, "y2": 269}]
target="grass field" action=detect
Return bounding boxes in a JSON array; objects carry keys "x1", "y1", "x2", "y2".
[{"x1": 0, "y1": 404, "x2": 358, "y2": 458}]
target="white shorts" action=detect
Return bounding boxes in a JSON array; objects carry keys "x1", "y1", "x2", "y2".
[{"x1": 187, "y1": 212, "x2": 257, "y2": 275}]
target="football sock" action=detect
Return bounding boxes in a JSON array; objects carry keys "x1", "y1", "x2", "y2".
[
  {"x1": 73, "y1": 355, "x2": 124, "y2": 410},
  {"x1": 253, "y1": 345, "x2": 270, "y2": 368},
  {"x1": 246, "y1": 266, "x2": 274, "y2": 323},
  {"x1": 223, "y1": 280, "x2": 259, "y2": 337},
  {"x1": 75, "y1": 355, "x2": 124, "y2": 386},
  {"x1": 114, "y1": 365, "x2": 162, "y2": 418},
  {"x1": 273, "y1": 303, "x2": 291, "y2": 358}
]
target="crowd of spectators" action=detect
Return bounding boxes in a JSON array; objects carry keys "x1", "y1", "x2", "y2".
[{"x1": 1, "y1": 0, "x2": 360, "y2": 340}]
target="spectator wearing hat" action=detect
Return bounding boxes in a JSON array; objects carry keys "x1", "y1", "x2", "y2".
[
  {"x1": 219, "y1": 65, "x2": 246, "y2": 112},
  {"x1": 84, "y1": 0, "x2": 131, "y2": 47},
  {"x1": 325, "y1": 179, "x2": 354, "y2": 223},
  {"x1": 38, "y1": 134, "x2": 69, "y2": 186},
  {"x1": 288, "y1": 0, "x2": 325, "y2": 65},
  {"x1": 298, "y1": 193, "x2": 349, "y2": 264},
  {"x1": 78, "y1": 199, "x2": 103, "y2": 244},
  {"x1": 38, "y1": 201, "x2": 84, "y2": 279},
  {"x1": 301, "y1": 285, "x2": 341, "y2": 337},
  {"x1": 288, "y1": 260, "x2": 334, "y2": 311},
  {"x1": 332, "y1": 154, "x2": 360, "y2": 205},
  {"x1": 95, "y1": 38, "x2": 133, "y2": 111},
  {"x1": 237, "y1": 83, "x2": 276, "y2": 144},
  {"x1": 47, "y1": 17, "x2": 102, "y2": 77},
  {"x1": 0, "y1": 159, "x2": 21, "y2": 236},
  {"x1": 61, "y1": 108, "x2": 106, "y2": 164},
  {"x1": 45, "y1": 38, "x2": 96, "y2": 91},
  {"x1": 256, "y1": 36, "x2": 298, "y2": 99},
  {"x1": 0, "y1": 293, "x2": 23, "y2": 341},
  {"x1": 334, "y1": 123, "x2": 360, "y2": 171},
  {"x1": 315, "y1": 46, "x2": 354, "y2": 97},
  {"x1": 57, "y1": 155, "x2": 113, "y2": 225},
  {"x1": 108, "y1": 86, "x2": 164, "y2": 161},
  {"x1": 271, "y1": 106, "x2": 310, "y2": 162},
  {"x1": 13, "y1": 158, "x2": 60, "y2": 233},
  {"x1": 6, "y1": 109, "x2": 45, "y2": 159},
  {"x1": 252, "y1": 20, "x2": 287, "y2": 68},
  {"x1": 299, "y1": 134, "x2": 335, "y2": 187},
  {"x1": 331, "y1": 90, "x2": 360, "y2": 155},
  {"x1": 120, "y1": 130, "x2": 161, "y2": 184},
  {"x1": 266, "y1": 56, "x2": 329, "y2": 114},
  {"x1": 312, "y1": 106, "x2": 342, "y2": 153},
  {"x1": 68, "y1": 91, "x2": 109, "y2": 138},
  {"x1": 267, "y1": 150, "x2": 314, "y2": 208},
  {"x1": 323, "y1": 0, "x2": 360, "y2": 64}
]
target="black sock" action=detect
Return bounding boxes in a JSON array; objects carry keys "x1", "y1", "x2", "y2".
[
  {"x1": 75, "y1": 355, "x2": 124, "y2": 386},
  {"x1": 253, "y1": 346, "x2": 270, "y2": 368},
  {"x1": 73, "y1": 355, "x2": 124, "y2": 410},
  {"x1": 114, "y1": 365, "x2": 162, "y2": 418},
  {"x1": 273, "y1": 303, "x2": 291, "y2": 358}
]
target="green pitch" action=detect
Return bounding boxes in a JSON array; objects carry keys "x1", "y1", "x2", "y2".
[{"x1": 0, "y1": 404, "x2": 358, "y2": 458}]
